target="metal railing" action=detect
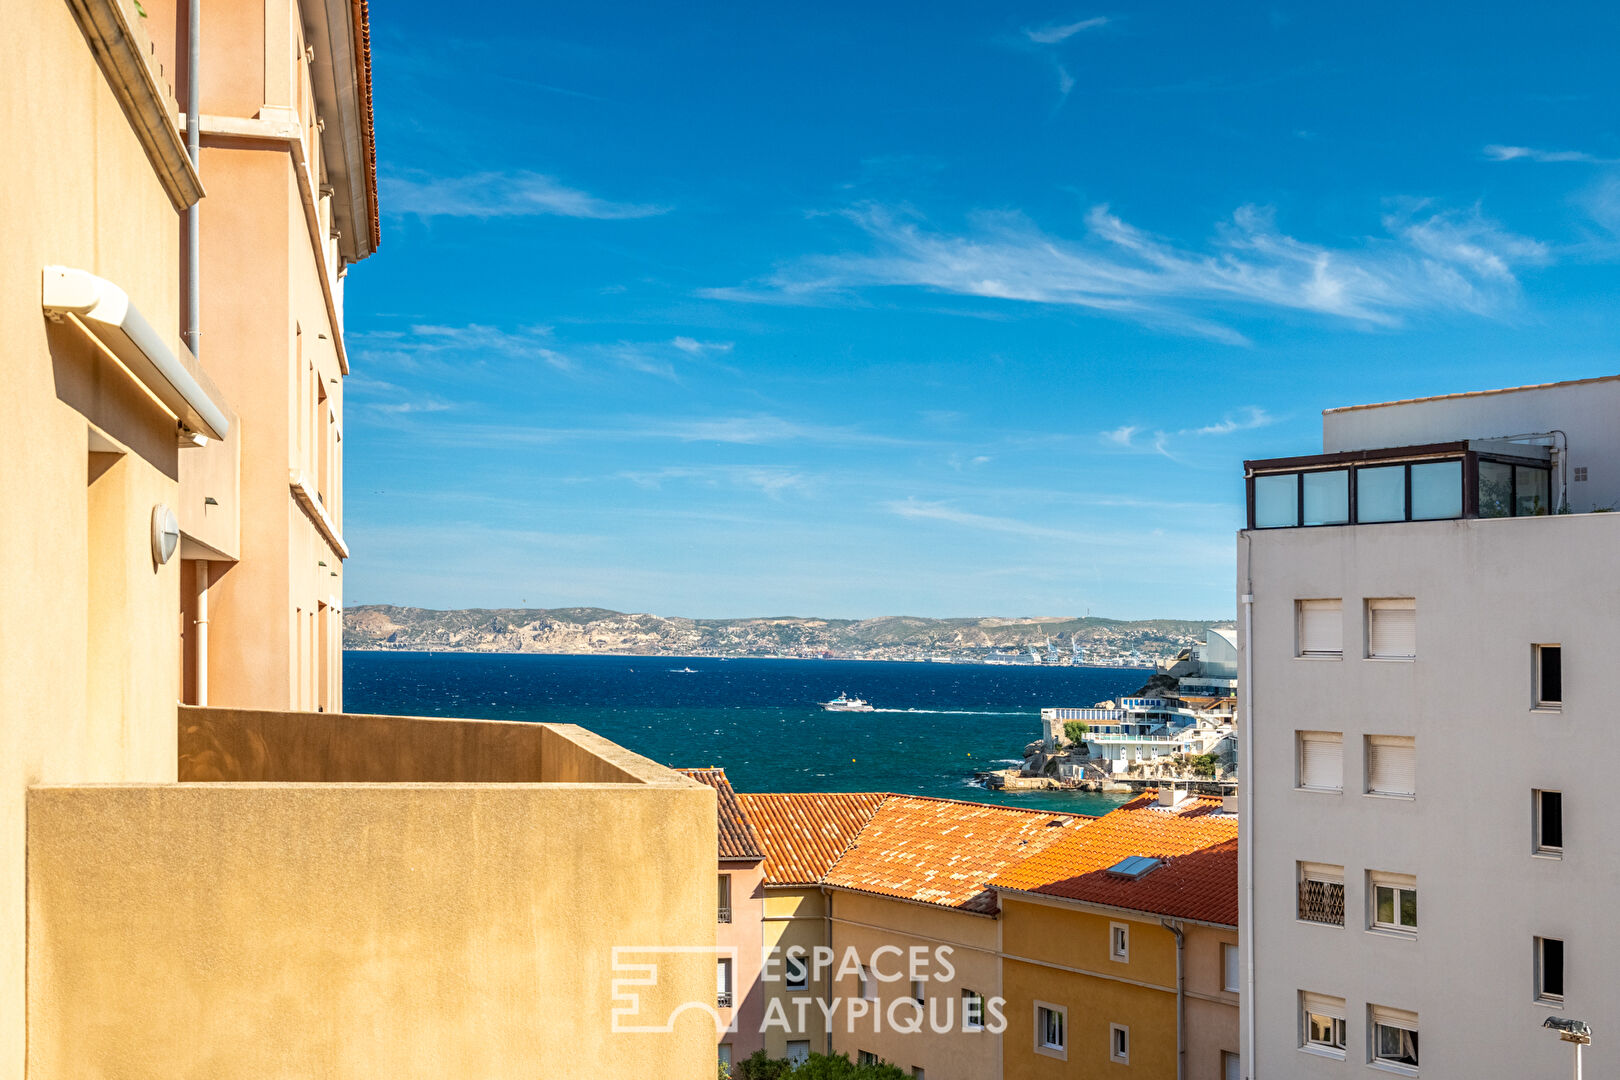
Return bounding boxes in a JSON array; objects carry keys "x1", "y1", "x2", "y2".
[
  {"x1": 1298, "y1": 879, "x2": 1345, "y2": 925},
  {"x1": 717, "y1": 906, "x2": 731, "y2": 924},
  {"x1": 717, "y1": 991, "x2": 733, "y2": 1008}
]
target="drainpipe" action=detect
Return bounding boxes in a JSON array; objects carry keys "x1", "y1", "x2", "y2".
[
  {"x1": 193, "y1": 559, "x2": 209, "y2": 704},
  {"x1": 1161, "y1": 918, "x2": 1185, "y2": 1080},
  {"x1": 822, "y1": 886, "x2": 835, "y2": 1056},
  {"x1": 182, "y1": 0, "x2": 201, "y2": 356},
  {"x1": 1240, "y1": 531, "x2": 1256, "y2": 1078}
]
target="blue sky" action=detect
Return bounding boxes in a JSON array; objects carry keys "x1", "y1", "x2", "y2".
[{"x1": 343, "y1": 0, "x2": 1620, "y2": 619}]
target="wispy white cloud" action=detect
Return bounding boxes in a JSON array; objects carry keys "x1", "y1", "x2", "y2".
[
  {"x1": 1101, "y1": 424, "x2": 1139, "y2": 447},
  {"x1": 617, "y1": 465, "x2": 814, "y2": 499},
  {"x1": 706, "y1": 201, "x2": 1549, "y2": 341},
  {"x1": 672, "y1": 336, "x2": 735, "y2": 354},
  {"x1": 1188, "y1": 405, "x2": 1275, "y2": 436},
  {"x1": 1484, "y1": 144, "x2": 1619, "y2": 165},
  {"x1": 381, "y1": 171, "x2": 667, "y2": 220},
  {"x1": 1024, "y1": 15, "x2": 1108, "y2": 44},
  {"x1": 1056, "y1": 64, "x2": 1077, "y2": 98},
  {"x1": 354, "y1": 323, "x2": 577, "y2": 372},
  {"x1": 886, "y1": 498, "x2": 1094, "y2": 542}
]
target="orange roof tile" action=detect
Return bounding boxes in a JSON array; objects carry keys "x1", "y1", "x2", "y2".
[
  {"x1": 736, "y1": 792, "x2": 888, "y2": 885},
  {"x1": 680, "y1": 768, "x2": 764, "y2": 861},
  {"x1": 823, "y1": 796, "x2": 1083, "y2": 915},
  {"x1": 990, "y1": 792, "x2": 1238, "y2": 926}
]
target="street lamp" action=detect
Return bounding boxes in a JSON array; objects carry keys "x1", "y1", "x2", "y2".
[{"x1": 1543, "y1": 1017, "x2": 1591, "y2": 1080}]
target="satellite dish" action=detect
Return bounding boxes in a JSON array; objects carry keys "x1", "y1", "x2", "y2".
[{"x1": 151, "y1": 504, "x2": 180, "y2": 565}]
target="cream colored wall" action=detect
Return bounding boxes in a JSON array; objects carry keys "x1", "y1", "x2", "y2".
[
  {"x1": 762, "y1": 887, "x2": 831, "y2": 1059},
  {"x1": 828, "y1": 891, "x2": 1003, "y2": 1079},
  {"x1": 27, "y1": 782, "x2": 716, "y2": 1080},
  {"x1": 0, "y1": 0, "x2": 192, "y2": 1073}
]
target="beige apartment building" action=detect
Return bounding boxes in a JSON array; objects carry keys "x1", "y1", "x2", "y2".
[
  {"x1": 2, "y1": 0, "x2": 717, "y2": 1075},
  {"x1": 1238, "y1": 375, "x2": 1620, "y2": 1078}
]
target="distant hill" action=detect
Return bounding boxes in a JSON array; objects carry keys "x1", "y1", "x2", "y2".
[{"x1": 344, "y1": 605, "x2": 1233, "y2": 662}]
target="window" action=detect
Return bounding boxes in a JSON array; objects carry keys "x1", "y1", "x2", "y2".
[
  {"x1": 786, "y1": 1041, "x2": 810, "y2": 1066},
  {"x1": 1302, "y1": 993, "x2": 1347, "y2": 1057},
  {"x1": 1535, "y1": 790, "x2": 1563, "y2": 855},
  {"x1": 718, "y1": 874, "x2": 732, "y2": 923},
  {"x1": 1222, "y1": 942, "x2": 1240, "y2": 993},
  {"x1": 1366, "y1": 735, "x2": 1417, "y2": 797},
  {"x1": 859, "y1": 965, "x2": 876, "y2": 1001},
  {"x1": 857, "y1": 1051, "x2": 877, "y2": 1066},
  {"x1": 1480, "y1": 460, "x2": 1554, "y2": 518},
  {"x1": 1370, "y1": 1005, "x2": 1419, "y2": 1070},
  {"x1": 1302, "y1": 469, "x2": 1350, "y2": 526},
  {"x1": 1110, "y1": 922, "x2": 1130, "y2": 962},
  {"x1": 1298, "y1": 863, "x2": 1345, "y2": 926},
  {"x1": 1297, "y1": 599, "x2": 1343, "y2": 657},
  {"x1": 1367, "y1": 599, "x2": 1417, "y2": 659},
  {"x1": 1573, "y1": 466, "x2": 1588, "y2": 483},
  {"x1": 1409, "y1": 460, "x2": 1462, "y2": 520},
  {"x1": 1036, "y1": 1003, "x2": 1067, "y2": 1057},
  {"x1": 1536, "y1": 937, "x2": 1565, "y2": 1003},
  {"x1": 912, "y1": 1070, "x2": 925, "y2": 1080},
  {"x1": 962, "y1": 989, "x2": 985, "y2": 1031},
  {"x1": 717, "y1": 958, "x2": 733, "y2": 1008},
  {"x1": 1254, "y1": 473, "x2": 1300, "y2": 528},
  {"x1": 1535, "y1": 645, "x2": 1562, "y2": 709},
  {"x1": 1223, "y1": 1051, "x2": 1242, "y2": 1080},
  {"x1": 785, "y1": 951, "x2": 809, "y2": 991},
  {"x1": 1369, "y1": 872, "x2": 1418, "y2": 934},
  {"x1": 1110, "y1": 1023, "x2": 1130, "y2": 1064},
  {"x1": 719, "y1": 1044, "x2": 732, "y2": 1072},
  {"x1": 1298, "y1": 731, "x2": 1344, "y2": 791},
  {"x1": 911, "y1": 978, "x2": 925, "y2": 1005},
  {"x1": 1357, "y1": 465, "x2": 1406, "y2": 523}
]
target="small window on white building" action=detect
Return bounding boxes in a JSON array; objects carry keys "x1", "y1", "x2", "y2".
[
  {"x1": 1366, "y1": 735, "x2": 1417, "y2": 797},
  {"x1": 1298, "y1": 731, "x2": 1344, "y2": 791},
  {"x1": 1297, "y1": 599, "x2": 1343, "y2": 657},
  {"x1": 785, "y1": 951, "x2": 809, "y2": 991},
  {"x1": 1222, "y1": 942, "x2": 1240, "y2": 992},
  {"x1": 1110, "y1": 922, "x2": 1130, "y2": 962},
  {"x1": 1535, "y1": 790, "x2": 1563, "y2": 855},
  {"x1": 1369, "y1": 1005, "x2": 1420, "y2": 1070},
  {"x1": 1369, "y1": 871, "x2": 1418, "y2": 934},
  {"x1": 1367, "y1": 598, "x2": 1417, "y2": 659},
  {"x1": 1302, "y1": 992, "x2": 1347, "y2": 1057},
  {"x1": 962, "y1": 989, "x2": 985, "y2": 1031},
  {"x1": 1110, "y1": 1023, "x2": 1130, "y2": 1064},
  {"x1": 786, "y1": 1041, "x2": 811, "y2": 1066},
  {"x1": 1036, "y1": 1002, "x2": 1067, "y2": 1057},
  {"x1": 1298, "y1": 863, "x2": 1345, "y2": 926},
  {"x1": 1535, "y1": 644, "x2": 1562, "y2": 709},
  {"x1": 1536, "y1": 937, "x2": 1565, "y2": 1003}
]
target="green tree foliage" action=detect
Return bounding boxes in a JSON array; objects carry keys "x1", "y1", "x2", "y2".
[
  {"x1": 732, "y1": 1050, "x2": 907, "y2": 1080},
  {"x1": 1063, "y1": 720, "x2": 1089, "y2": 746}
]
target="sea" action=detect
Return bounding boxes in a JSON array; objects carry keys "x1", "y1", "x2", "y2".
[{"x1": 344, "y1": 652, "x2": 1152, "y2": 816}]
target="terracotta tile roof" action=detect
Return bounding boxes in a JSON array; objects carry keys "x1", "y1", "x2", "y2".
[
  {"x1": 350, "y1": 0, "x2": 379, "y2": 252},
  {"x1": 680, "y1": 769, "x2": 763, "y2": 861},
  {"x1": 735, "y1": 792, "x2": 888, "y2": 885},
  {"x1": 822, "y1": 796, "x2": 1083, "y2": 915},
  {"x1": 990, "y1": 792, "x2": 1238, "y2": 926}
]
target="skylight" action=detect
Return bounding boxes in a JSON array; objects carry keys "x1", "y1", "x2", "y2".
[{"x1": 1106, "y1": 856, "x2": 1163, "y2": 880}]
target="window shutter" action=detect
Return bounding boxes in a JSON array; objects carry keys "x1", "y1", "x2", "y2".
[
  {"x1": 1367, "y1": 736, "x2": 1416, "y2": 795},
  {"x1": 1368, "y1": 599, "x2": 1417, "y2": 658},
  {"x1": 1298, "y1": 600, "x2": 1343, "y2": 655},
  {"x1": 1303, "y1": 992, "x2": 1346, "y2": 1020},
  {"x1": 1299, "y1": 732, "x2": 1344, "y2": 790}
]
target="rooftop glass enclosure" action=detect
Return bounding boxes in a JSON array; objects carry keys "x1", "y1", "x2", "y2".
[{"x1": 1245, "y1": 441, "x2": 1557, "y2": 530}]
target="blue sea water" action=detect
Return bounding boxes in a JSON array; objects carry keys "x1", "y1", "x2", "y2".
[{"x1": 344, "y1": 652, "x2": 1151, "y2": 815}]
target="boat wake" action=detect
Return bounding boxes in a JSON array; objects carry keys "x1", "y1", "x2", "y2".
[{"x1": 866, "y1": 708, "x2": 1029, "y2": 716}]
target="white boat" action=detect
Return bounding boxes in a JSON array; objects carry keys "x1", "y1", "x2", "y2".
[
  {"x1": 669, "y1": 667, "x2": 698, "y2": 673},
  {"x1": 821, "y1": 693, "x2": 874, "y2": 712}
]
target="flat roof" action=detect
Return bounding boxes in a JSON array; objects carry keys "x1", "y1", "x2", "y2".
[{"x1": 1324, "y1": 374, "x2": 1620, "y2": 415}]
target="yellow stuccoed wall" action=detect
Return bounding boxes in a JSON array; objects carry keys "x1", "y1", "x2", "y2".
[
  {"x1": 27, "y1": 782, "x2": 718, "y2": 1079},
  {"x1": 761, "y1": 888, "x2": 831, "y2": 1058}
]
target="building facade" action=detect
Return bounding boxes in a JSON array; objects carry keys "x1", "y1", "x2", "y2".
[{"x1": 1239, "y1": 376, "x2": 1620, "y2": 1078}]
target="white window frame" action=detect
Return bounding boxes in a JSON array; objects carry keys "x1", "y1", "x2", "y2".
[
  {"x1": 785, "y1": 1040, "x2": 811, "y2": 1066},
  {"x1": 1297, "y1": 730, "x2": 1344, "y2": 792},
  {"x1": 1368, "y1": 871, "x2": 1418, "y2": 935},
  {"x1": 1534, "y1": 789, "x2": 1563, "y2": 857},
  {"x1": 1110, "y1": 921, "x2": 1130, "y2": 963},
  {"x1": 1534, "y1": 643, "x2": 1563, "y2": 710},
  {"x1": 1222, "y1": 942, "x2": 1240, "y2": 993},
  {"x1": 962, "y1": 989, "x2": 985, "y2": 1031},
  {"x1": 1369, "y1": 1004, "x2": 1419, "y2": 1073},
  {"x1": 1298, "y1": 862, "x2": 1346, "y2": 927},
  {"x1": 1034, "y1": 1001, "x2": 1068, "y2": 1060},
  {"x1": 1301, "y1": 992, "x2": 1347, "y2": 1059},
  {"x1": 1366, "y1": 597, "x2": 1417, "y2": 660},
  {"x1": 1110, "y1": 1023, "x2": 1130, "y2": 1064},
  {"x1": 1366, "y1": 734, "x2": 1417, "y2": 798},
  {"x1": 1297, "y1": 598, "x2": 1344, "y2": 657},
  {"x1": 1535, "y1": 936, "x2": 1565, "y2": 1005}
]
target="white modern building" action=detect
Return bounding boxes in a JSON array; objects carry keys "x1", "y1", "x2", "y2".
[{"x1": 1237, "y1": 375, "x2": 1620, "y2": 1078}]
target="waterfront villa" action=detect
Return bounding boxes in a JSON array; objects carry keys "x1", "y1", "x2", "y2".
[
  {"x1": 992, "y1": 789, "x2": 1241, "y2": 1080},
  {"x1": 3, "y1": 0, "x2": 716, "y2": 1074},
  {"x1": 1239, "y1": 375, "x2": 1620, "y2": 1077}
]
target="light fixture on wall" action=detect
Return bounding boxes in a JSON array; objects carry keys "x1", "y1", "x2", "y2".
[{"x1": 151, "y1": 505, "x2": 180, "y2": 565}]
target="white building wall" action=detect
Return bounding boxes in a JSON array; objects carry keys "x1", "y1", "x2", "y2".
[{"x1": 1239, "y1": 508, "x2": 1620, "y2": 1080}]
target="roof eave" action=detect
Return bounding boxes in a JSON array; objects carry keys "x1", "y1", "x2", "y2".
[{"x1": 990, "y1": 884, "x2": 1236, "y2": 930}]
